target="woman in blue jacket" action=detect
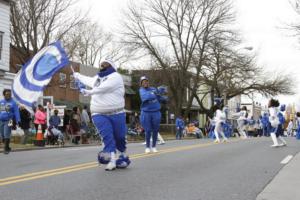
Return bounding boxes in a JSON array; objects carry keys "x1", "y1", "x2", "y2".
[
  {"x1": 139, "y1": 76, "x2": 167, "y2": 153},
  {"x1": 0, "y1": 89, "x2": 20, "y2": 154}
]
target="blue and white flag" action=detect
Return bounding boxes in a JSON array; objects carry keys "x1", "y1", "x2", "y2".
[{"x1": 12, "y1": 41, "x2": 69, "y2": 111}]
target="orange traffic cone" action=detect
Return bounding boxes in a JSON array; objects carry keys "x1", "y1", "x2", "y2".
[{"x1": 34, "y1": 125, "x2": 45, "y2": 146}]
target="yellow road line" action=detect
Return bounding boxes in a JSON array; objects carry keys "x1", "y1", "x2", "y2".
[
  {"x1": 0, "y1": 140, "x2": 240, "y2": 186},
  {"x1": 131, "y1": 142, "x2": 214, "y2": 159},
  {"x1": 0, "y1": 164, "x2": 98, "y2": 186},
  {"x1": 0, "y1": 162, "x2": 97, "y2": 183}
]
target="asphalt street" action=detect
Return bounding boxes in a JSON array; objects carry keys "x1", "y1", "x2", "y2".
[{"x1": 0, "y1": 137, "x2": 299, "y2": 200}]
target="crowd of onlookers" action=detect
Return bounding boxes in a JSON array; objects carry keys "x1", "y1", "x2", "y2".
[
  {"x1": 127, "y1": 113, "x2": 204, "y2": 139},
  {"x1": 7, "y1": 104, "x2": 94, "y2": 146}
]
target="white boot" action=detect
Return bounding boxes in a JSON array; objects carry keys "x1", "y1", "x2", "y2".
[
  {"x1": 278, "y1": 136, "x2": 287, "y2": 146},
  {"x1": 151, "y1": 147, "x2": 158, "y2": 153},
  {"x1": 214, "y1": 131, "x2": 220, "y2": 143},
  {"x1": 270, "y1": 133, "x2": 279, "y2": 147},
  {"x1": 105, "y1": 152, "x2": 116, "y2": 171},
  {"x1": 220, "y1": 131, "x2": 228, "y2": 142},
  {"x1": 145, "y1": 148, "x2": 151, "y2": 154},
  {"x1": 157, "y1": 133, "x2": 165, "y2": 145},
  {"x1": 238, "y1": 126, "x2": 247, "y2": 139},
  {"x1": 240, "y1": 130, "x2": 248, "y2": 139}
]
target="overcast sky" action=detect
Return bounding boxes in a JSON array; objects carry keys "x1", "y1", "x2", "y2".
[{"x1": 76, "y1": 0, "x2": 300, "y2": 106}]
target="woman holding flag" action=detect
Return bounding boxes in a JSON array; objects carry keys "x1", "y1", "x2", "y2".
[{"x1": 73, "y1": 59, "x2": 130, "y2": 171}]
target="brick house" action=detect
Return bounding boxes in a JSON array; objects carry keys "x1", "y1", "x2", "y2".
[
  {"x1": 44, "y1": 62, "x2": 80, "y2": 106},
  {"x1": 0, "y1": 0, "x2": 15, "y2": 93}
]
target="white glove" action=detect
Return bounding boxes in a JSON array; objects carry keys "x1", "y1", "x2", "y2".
[
  {"x1": 73, "y1": 72, "x2": 80, "y2": 79},
  {"x1": 80, "y1": 88, "x2": 92, "y2": 96}
]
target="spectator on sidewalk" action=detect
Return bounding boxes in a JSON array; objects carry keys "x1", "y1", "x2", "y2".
[
  {"x1": 70, "y1": 106, "x2": 81, "y2": 144},
  {"x1": 287, "y1": 119, "x2": 294, "y2": 137},
  {"x1": 247, "y1": 116, "x2": 256, "y2": 137},
  {"x1": 34, "y1": 105, "x2": 47, "y2": 135},
  {"x1": 63, "y1": 109, "x2": 71, "y2": 137},
  {"x1": 175, "y1": 116, "x2": 185, "y2": 140},
  {"x1": 204, "y1": 118, "x2": 211, "y2": 137},
  {"x1": 129, "y1": 112, "x2": 139, "y2": 129},
  {"x1": 257, "y1": 117, "x2": 263, "y2": 137},
  {"x1": 49, "y1": 109, "x2": 61, "y2": 128},
  {"x1": 0, "y1": 89, "x2": 21, "y2": 154},
  {"x1": 81, "y1": 105, "x2": 90, "y2": 133},
  {"x1": 49, "y1": 109, "x2": 64, "y2": 143},
  {"x1": 19, "y1": 105, "x2": 32, "y2": 145},
  {"x1": 186, "y1": 123, "x2": 203, "y2": 139}
]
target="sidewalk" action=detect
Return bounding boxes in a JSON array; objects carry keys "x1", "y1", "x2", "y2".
[
  {"x1": 256, "y1": 152, "x2": 300, "y2": 200},
  {"x1": 0, "y1": 140, "x2": 101, "y2": 153}
]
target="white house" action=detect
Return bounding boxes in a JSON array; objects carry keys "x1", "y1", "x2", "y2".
[{"x1": 0, "y1": 0, "x2": 14, "y2": 93}]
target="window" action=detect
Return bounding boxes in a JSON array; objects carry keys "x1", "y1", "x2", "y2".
[
  {"x1": 0, "y1": 32, "x2": 3, "y2": 60},
  {"x1": 70, "y1": 74, "x2": 77, "y2": 89},
  {"x1": 59, "y1": 73, "x2": 66, "y2": 88}
]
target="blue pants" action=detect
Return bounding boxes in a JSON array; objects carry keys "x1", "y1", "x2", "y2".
[
  {"x1": 276, "y1": 125, "x2": 284, "y2": 137},
  {"x1": 176, "y1": 127, "x2": 183, "y2": 139},
  {"x1": 0, "y1": 120, "x2": 12, "y2": 139},
  {"x1": 140, "y1": 111, "x2": 161, "y2": 148},
  {"x1": 262, "y1": 126, "x2": 269, "y2": 137},
  {"x1": 92, "y1": 112, "x2": 127, "y2": 153},
  {"x1": 296, "y1": 127, "x2": 300, "y2": 140}
]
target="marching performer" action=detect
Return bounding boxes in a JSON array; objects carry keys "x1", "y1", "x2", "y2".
[
  {"x1": 213, "y1": 103, "x2": 228, "y2": 143},
  {"x1": 73, "y1": 59, "x2": 130, "y2": 171},
  {"x1": 139, "y1": 76, "x2": 167, "y2": 153},
  {"x1": 296, "y1": 112, "x2": 300, "y2": 139},
  {"x1": 268, "y1": 99, "x2": 286, "y2": 147},
  {"x1": 234, "y1": 106, "x2": 248, "y2": 139},
  {"x1": 277, "y1": 104, "x2": 287, "y2": 146}
]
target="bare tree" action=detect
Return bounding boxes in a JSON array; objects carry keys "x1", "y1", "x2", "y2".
[
  {"x1": 121, "y1": 0, "x2": 236, "y2": 116},
  {"x1": 193, "y1": 40, "x2": 294, "y2": 116},
  {"x1": 288, "y1": 0, "x2": 300, "y2": 39},
  {"x1": 62, "y1": 20, "x2": 134, "y2": 68},
  {"x1": 62, "y1": 21, "x2": 113, "y2": 66},
  {"x1": 10, "y1": 0, "x2": 86, "y2": 63}
]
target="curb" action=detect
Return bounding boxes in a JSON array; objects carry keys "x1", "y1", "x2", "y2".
[{"x1": 0, "y1": 143, "x2": 99, "y2": 153}]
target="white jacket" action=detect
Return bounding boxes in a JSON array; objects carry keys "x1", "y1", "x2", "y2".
[
  {"x1": 215, "y1": 109, "x2": 226, "y2": 123},
  {"x1": 269, "y1": 107, "x2": 279, "y2": 128},
  {"x1": 75, "y1": 72, "x2": 125, "y2": 114}
]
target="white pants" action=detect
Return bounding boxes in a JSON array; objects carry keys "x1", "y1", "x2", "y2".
[{"x1": 214, "y1": 121, "x2": 227, "y2": 141}]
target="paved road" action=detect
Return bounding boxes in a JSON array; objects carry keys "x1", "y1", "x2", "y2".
[{"x1": 0, "y1": 137, "x2": 299, "y2": 200}]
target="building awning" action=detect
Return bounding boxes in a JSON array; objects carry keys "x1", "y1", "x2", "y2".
[{"x1": 125, "y1": 85, "x2": 136, "y2": 95}]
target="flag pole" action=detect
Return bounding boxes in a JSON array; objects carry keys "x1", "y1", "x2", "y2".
[{"x1": 70, "y1": 65, "x2": 75, "y2": 73}]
